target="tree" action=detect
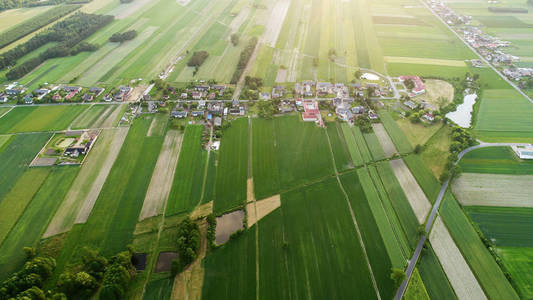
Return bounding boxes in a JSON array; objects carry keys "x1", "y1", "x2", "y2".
[
  {"x1": 171, "y1": 259, "x2": 180, "y2": 276},
  {"x1": 187, "y1": 51, "x2": 209, "y2": 67},
  {"x1": 354, "y1": 70, "x2": 362, "y2": 79},
  {"x1": 23, "y1": 247, "x2": 36, "y2": 259},
  {"x1": 414, "y1": 144, "x2": 424, "y2": 154},
  {"x1": 390, "y1": 268, "x2": 406, "y2": 288},
  {"x1": 175, "y1": 218, "x2": 201, "y2": 272},
  {"x1": 230, "y1": 33, "x2": 239, "y2": 46},
  {"x1": 404, "y1": 78, "x2": 415, "y2": 90}
]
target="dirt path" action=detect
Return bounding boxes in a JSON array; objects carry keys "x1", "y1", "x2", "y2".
[
  {"x1": 324, "y1": 127, "x2": 382, "y2": 299},
  {"x1": 139, "y1": 130, "x2": 183, "y2": 220},
  {"x1": 246, "y1": 195, "x2": 280, "y2": 227}
]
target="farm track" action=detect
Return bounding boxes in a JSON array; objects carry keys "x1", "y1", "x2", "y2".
[{"x1": 394, "y1": 142, "x2": 523, "y2": 300}]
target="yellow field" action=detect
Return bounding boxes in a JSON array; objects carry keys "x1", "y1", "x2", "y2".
[
  {"x1": 384, "y1": 56, "x2": 466, "y2": 67},
  {"x1": 0, "y1": 6, "x2": 52, "y2": 33}
]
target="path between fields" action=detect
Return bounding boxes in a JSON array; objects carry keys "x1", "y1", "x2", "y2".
[
  {"x1": 324, "y1": 127, "x2": 382, "y2": 300},
  {"x1": 394, "y1": 142, "x2": 521, "y2": 300}
]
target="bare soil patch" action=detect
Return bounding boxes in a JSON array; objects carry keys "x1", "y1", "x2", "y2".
[
  {"x1": 389, "y1": 159, "x2": 431, "y2": 223},
  {"x1": 247, "y1": 178, "x2": 255, "y2": 203},
  {"x1": 155, "y1": 252, "x2": 179, "y2": 273},
  {"x1": 190, "y1": 201, "x2": 213, "y2": 220},
  {"x1": 140, "y1": 130, "x2": 183, "y2": 220},
  {"x1": 372, "y1": 123, "x2": 398, "y2": 157},
  {"x1": 215, "y1": 210, "x2": 244, "y2": 245},
  {"x1": 246, "y1": 194, "x2": 281, "y2": 227},
  {"x1": 430, "y1": 216, "x2": 487, "y2": 300},
  {"x1": 31, "y1": 157, "x2": 57, "y2": 166},
  {"x1": 452, "y1": 173, "x2": 533, "y2": 207}
]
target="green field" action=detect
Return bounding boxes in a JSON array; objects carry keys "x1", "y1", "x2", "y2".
[
  {"x1": 418, "y1": 244, "x2": 457, "y2": 300},
  {"x1": 0, "y1": 166, "x2": 79, "y2": 280},
  {"x1": 0, "y1": 133, "x2": 51, "y2": 201},
  {"x1": 252, "y1": 118, "x2": 280, "y2": 200},
  {"x1": 0, "y1": 105, "x2": 89, "y2": 133},
  {"x1": 404, "y1": 268, "x2": 430, "y2": 300},
  {"x1": 497, "y1": 247, "x2": 533, "y2": 299},
  {"x1": 143, "y1": 277, "x2": 173, "y2": 300},
  {"x1": 403, "y1": 154, "x2": 441, "y2": 203},
  {"x1": 214, "y1": 117, "x2": 249, "y2": 214},
  {"x1": 326, "y1": 122, "x2": 353, "y2": 172},
  {"x1": 459, "y1": 146, "x2": 533, "y2": 174},
  {"x1": 378, "y1": 111, "x2": 413, "y2": 154},
  {"x1": 466, "y1": 206, "x2": 533, "y2": 247},
  {"x1": 439, "y1": 192, "x2": 519, "y2": 300},
  {"x1": 364, "y1": 132, "x2": 386, "y2": 161},
  {"x1": 340, "y1": 123, "x2": 365, "y2": 166},
  {"x1": 70, "y1": 104, "x2": 121, "y2": 129},
  {"x1": 166, "y1": 125, "x2": 207, "y2": 216}
]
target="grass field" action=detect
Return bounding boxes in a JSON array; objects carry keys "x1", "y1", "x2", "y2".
[
  {"x1": 0, "y1": 166, "x2": 79, "y2": 280},
  {"x1": 466, "y1": 206, "x2": 533, "y2": 247},
  {"x1": 275, "y1": 115, "x2": 334, "y2": 189},
  {"x1": 0, "y1": 105, "x2": 89, "y2": 133},
  {"x1": 70, "y1": 104, "x2": 121, "y2": 129},
  {"x1": 396, "y1": 119, "x2": 441, "y2": 147},
  {"x1": 439, "y1": 192, "x2": 519, "y2": 300},
  {"x1": 404, "y1": 268, "x2": 430, "y2": 300},
  {"x1": 364, "y1": 131, "x2": 387, "y2": 161},
  {"x1": 0, "y1": 6, "x2": 52, "y2": 34},
  {"x1": 0, "y1": 133, "x2": 51, "y2": 202},
  {"x1": 252, "y1": 118, "x2": 280, "y2": 200},
  {"x1": 143, "y1": 277, "x2": 173, "y2": 300},
  {"x1": 420, "y1": 125, "x2": 451, "y2": 178},
  {"x1": 166, "y1": 125, "x2": 207, "y2": 216},
  {"x1": 378, "y1": 111, "x2": 413, "y2": 154},
  {"x1": 0, "y1": 168, "x2": 50, "y2": 246},
  {"x1": 459, "y1": 146, "x2": 533, "y2": 174},
  {"x1": 340, "y1": 123, "x2": 365, "y2": 166},
  {"x1": 214, "y1": 118, "x2": 248, "y2": 214},
  {"x1": 403, "y1": 154, "x2": 441, "y2": 203},
  {"x1": 326, "y1": 122, "x2": 353, "y2": 172},
  {"x1": 497, "y1": 247, "x2": 533, "y2": 299},
  {"x1": 453, "y1": 173, "x2": 533, "y2": 207},
  {"x1": 418, "y1": 244, "x2": 457, "y2": 300}
]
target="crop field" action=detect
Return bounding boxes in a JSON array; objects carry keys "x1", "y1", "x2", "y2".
[
  {"x1": 0, "y1": 105, "x2": 89, "y2": 133},
  {"x1": 419, "y1": 126, "x2": 451, "y2": 178},
  {"x1": 0, "y1": 133, "x2": 51, "y2": 202},
  {"x1": 497, "y1": 247, "x2": 533, "y2": 299},
  {"x1": 439, "y1": 192, "x2": 519, "y2": 300},
  {"x1": 474, "y1": 89, "x2": 533, "y2": 140},
  {"x1": 404, "y1": 268, "x2": 430, "y2": 300},
  {"x1": 0, "y1": 166, "x2": 79, "y2": 279},
  {"x1": 275, "y1": 115, "x2": 334, "y2": 189},
  {"x1": 166, "y1": 125, "x2": 207, "y2": 216},
  {"x1": 340, "y1": 123, "x2": 365, "y2": 166},
  {"x1": 44, "y1": 127, "x2": 128, "y2": 237},
  {"x1": 252, "y1": 118, "x2": 280, "y2": 200},
  {"x1": 326, "y1": 122, "x2": 353, "y2": 172},
  {"x1": 363, "y1": 131, "x2": 386, "y2": 161},
  {"x1": 70, "y1": 104, "x2": 122, "y2": 129},
  {"x1": 378, "y1": 111, "x2": 413, "y2": 154},
  {"x1": 459, "y1": 146, "x2": 533, "y2": 174},
  {"x1": 429, "y1": 216, "x2": 487, "y2": 300},
  {"x1": 452, "y1": 173, "x2": 533, "y2": 207},
  {"x1": 466, "y1": 206, "x2": 533, "y2": 247},
  {"x1": 0, "y1": 167, "x2": 50, "y2": 246},
  {"x1": 214, "y1": 117, "x2": 249, "y2": 214},
  {"x1": 371, "y1": 123, "x2": 397, "y2": 158},
  {"x1": 0, "y1": 6, "x2": 53, "y2": 33},
  {"x1": 396, "y1": 119, "x2": 441, "y2": 147},
  {"x1": 418, "y1": 244, "x2": 457, "y2": 300},
  {"x1": 205, "y1": 177, "x2": 381, "y2": 299},
  {"x1": 403, "y1": 154, "x2": 441, "y2": 203}
]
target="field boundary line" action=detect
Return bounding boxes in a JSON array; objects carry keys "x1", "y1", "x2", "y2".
[
  {"x1": 324, "y1": 127, "x2": 382, "y2": 300},
  {"x1": 0, "y1": 106, "x2": 14, "y2": 119}
]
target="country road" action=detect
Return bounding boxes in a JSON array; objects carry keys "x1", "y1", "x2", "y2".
[
  {"x1": 419, "y1": 0, "x2": 533, "y2": 104},
  {"x1": 394, "y1": 142, "x2": 525, "y2": 299}
]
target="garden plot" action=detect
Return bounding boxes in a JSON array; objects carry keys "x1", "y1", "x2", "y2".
[
  {"x1": 430, "y1": 217, "x2": 486, "y2": 300},
  {"x1": 139, "y1": 130, "x2": 183, "y2": 220},
  {"x1": 44, "y1": 128, "x2": 128, "y2": 237},
  {"x1": 262, "y1": 1, "x2": 290, "y2": 47},
  {"x1": 452, "y1": 173, "x2": 533, "y2": 207},
  {"x1": 372, "y1": 123, "x2": 398, "y2": 157},
  {"x1": 389, "y1": 159, "x2": 431, "y2": 223}
]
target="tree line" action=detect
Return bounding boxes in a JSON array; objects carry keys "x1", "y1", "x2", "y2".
[
  {"x1": 109, "y1": 30, "x2": 137, "y2": 43},
  {"x1": 0, "y1": 12, "x2": 113, "y2": 80},
  {"x1": 230, "y1": 36, "x2": 257, "y2": 84}
]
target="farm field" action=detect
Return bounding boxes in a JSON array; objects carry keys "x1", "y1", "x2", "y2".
[
  {"x1": 404, "y1": 269, "x2": 430, "y2": 300},
  {"x1": 165, "y1": 125, "x2": 207, "y2": 216},
  {"x1": 403, "y1": 154, "x2": 441, "y2": 203},
  {"x1": 252, "y1": 118, "x2": 280, "y2": 200},
  {"x1": 70, "y1": 104, "x2": 123, "y2": 129},
  {"x1": 340, "y1": 123, "x2": 367, "y2": 166},
  {"x1": 459, "y1": 146, "x2": 533, "y2": 174},
  {"x1": 439, "y1": 192, "x2": 519, "y2": 300},
  {"x1": 0, "y1": 105, "x2": 89, "y2": 133},
  {"x1": 418, "y1": 244, "x2": 457, "y2": 300},
  {"x1": 497, "y1": 247, "x2": 533, "y2": 299},
  {"x1": 419, "y1": 125, "x2": 451, "y2": 178},
  {"x1": 0, "y1": 6, "x2": 53, "y2": 34},
  {"x1": 452, "y1": 173, "x2": 533, "y2": 207},
  {"x1": 371, "y1": 123, "x2": 397, "y2": 158},
  {"x1": 214, "y1": 118, "x2": 249, "y2": 214},
  {"x1": 326, "y1": 122, "x2": 353, "y2": 171},
  {"x1": 396, "y1": 119, "x2": 441, "y2": 147},
  {"x1": 378, "y1": 111, "x2": 413, "y2": 154}
]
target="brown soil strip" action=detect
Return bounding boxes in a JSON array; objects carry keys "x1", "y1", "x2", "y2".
[
  {"x1": 247, "y1": 178, "x2": 255, "y2": 203},
  {"x1": 372, "y1": 123, "x2": 398, "y2": 157},
  {"x1": 214, "y1": 210, "x2": 244, "y2": 245},
  {"x1": 246, "y1": 194, "x2": 281, "y2": 227}
]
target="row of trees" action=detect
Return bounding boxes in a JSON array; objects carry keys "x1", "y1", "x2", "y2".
[
  {"x1": 1, "y1": 12, "x2": 113, "y2": 79},
  {"x1": 171, "y1": 218, "x2": 201, "y2": 275},
  {"x1": 230, "y1": 37, "x2": 257, "y2": 84},
  {"x1": 109, "y1": 30, "x2": 137, "y2": 43}
]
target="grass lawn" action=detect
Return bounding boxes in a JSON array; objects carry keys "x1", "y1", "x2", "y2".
[
  {"x1": 166, "y1": 125, "x2": 206, "y2": 215},
  {"x1": 459, "y1": 146, "x2": 533, "y2": 174},
  {"x1": 214, "y1": 118, "x2": 249, "y2": 214},
  {"x1": 252, "y1": 118, "x2": 280, "y2": 200},
  {"x1": 0, "y1": 166, "x2": 79, "y2": 280},
  {"x1": 439, "y1": 192, "x2": 519, "y2": 300}
]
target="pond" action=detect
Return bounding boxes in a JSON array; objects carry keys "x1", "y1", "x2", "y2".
[{"x1": 445, "y1": 94, "x2": 477, "y2": 128}]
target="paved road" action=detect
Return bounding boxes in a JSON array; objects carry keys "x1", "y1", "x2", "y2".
[
  {"x1": 420, "y1": 0, "x2": 533, "y2": 104},
  {"x1": 393, "y1": 142, "x2": 524, "y2": 299}
]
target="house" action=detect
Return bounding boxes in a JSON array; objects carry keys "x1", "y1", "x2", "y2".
[
  {"x1": 212, "y1": 85, "x2": 226, "y2": 96},
  {"x1": 65, "y1": 91, "x2": 77, "y2": 100},
  {"x1": 349, "y1": 83, "x2": 362, "y2": 90},
  {"x1": 423, "y1": 113, "x2": 435, "y2": 122},
  {"x1": 5, "y1": 89, "x2": 22, "y2": 96},
  {"x1": 403, "y1": 100, "x2": 417, "y2": 110},
  {"x1": 52, "y1": 94, "x2": 62, "y2": 101},
  {"x1": 195, "y1": 85, "x2": 210, "y2": 92},
  {"x1": 0, "y1": 94, "x2": 8, "y2": 103},
  {"x1": 213, "y1": 117, "x2": 222, "y2": 127},
  {"x1": 278, "y1": 101, "x2": 293, "y2": 113},
  {"x1": 351, "y1": 106, "x2": 365, "y2": 114},
  {"x1": 82, "y1": 93, "x2": 94, "y2": 102},
  {"x1": 260, "y1": 92, "x2": 271, "y2": 100},
  {"x1": 302, "y1": 100, "x2": 320, "y2": 122},
  {"x1": 192, "y1": 91, "x2": 202, "y2": 100},
  {"x1": 191, "y1": 110, "x2": 204, "y2": 117},
  {"x1": 272, "y1": 86, "x2": 285, "y2": 98},
  {"x1": 104, "y1": 94, "x2": 113, "y2": 102},
  {"x1": 336, "y1": 107, "x2": 353, "y2": 122},
  {"x1": 33, "y1": 89, "x2": 49, "y2": 98},
  {"x1": 512, "y1": 145, "x2": 533, "y2": 160},
  {"x1": 207, "y1": 102, "x2": 224, "y2": 115},
  {"x1": 143, "y1": 94, "x2": 151, "y2": 101},
  {"x1": 171, "y1": 111, "x2": 188, "y2": 118},
  {"x1": 368, "y1": 110, "x2": 379, "y2": 120},
  {"x1": 208, "y1": 92, "x2": 216, "y2": 100},
  {"x1": 399, "y1": 75, "x2": 425, "y2": 96},
  {"x1": 89, "y1": 87, "x2": 104, "y2": 97},
  {"x1": 198, "y1": 100, "x2": 206, "y2": 110},
  {"x1": 317, "y1": 82, "x2": 332, "y2": 95},
  {"x1": 181, "y1": 93, "x2": 188, "y2": 99},
  {"x1": 229, "y1": 108, "x2": 241, "y2": 115},
  {"x1": 23, "y1": 94, "x2": 34, "y2": 104},
  {"x1": 294, "y1": 83, "x2": 303, "y2": 96},
  {"x1": 63, "y1": 86, "x2": 82, "y2": 93}
]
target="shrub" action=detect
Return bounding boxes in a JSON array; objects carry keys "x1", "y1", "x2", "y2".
[{"x1": 187, "y1": 51, "x2": 209, "y2": 67}]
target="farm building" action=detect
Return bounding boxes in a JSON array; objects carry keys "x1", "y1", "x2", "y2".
[
  {"x1": 302, "y1": 100, "x2": 321, "y2": 122},
  {"x1": 512, "y1": 145, "x2": 533, "y2": 160},
  {"x1": 399, "y1": 75, "x2": 425, "y2": 97}
]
